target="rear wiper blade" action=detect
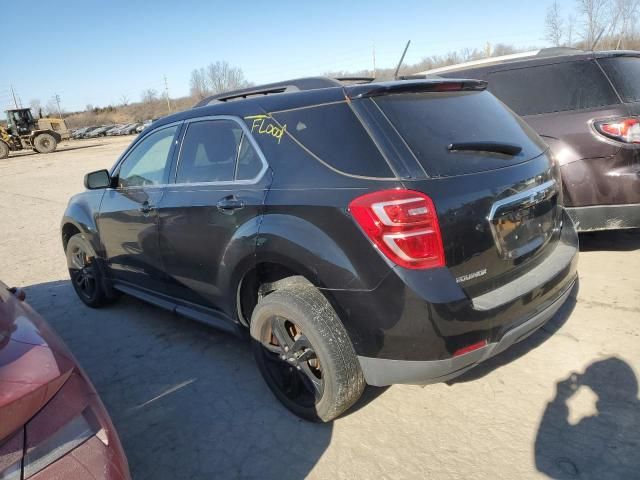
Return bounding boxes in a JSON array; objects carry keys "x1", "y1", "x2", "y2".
[{"x1": 448, "y1": 142, "x2": 522, "y2": 156}]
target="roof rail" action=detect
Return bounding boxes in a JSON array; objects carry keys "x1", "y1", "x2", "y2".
[
  {"x1": 193, "y1": 77, "x2": 343, "y2": 107},
  {"x1": 535, "y1": 47, "x2": 584, "y2": 57},
  {"x1": 417, "y1": 47, "x2": 586, "y2": 76}
]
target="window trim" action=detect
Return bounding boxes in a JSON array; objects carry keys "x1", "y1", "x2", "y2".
[{"x1": 171, "y1": 115, "x2": 269, "y2": 187}]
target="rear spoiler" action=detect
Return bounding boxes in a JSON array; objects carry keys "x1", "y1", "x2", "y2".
[{"x1": 344, "y1": 79, "x2": 487, "y2": 99}]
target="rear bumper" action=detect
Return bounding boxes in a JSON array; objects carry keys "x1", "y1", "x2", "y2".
[
  {"x1": 358, "y1": 277, "x2": 576, "y2": 386},
  {"x1": 566, "y1": 203, "x2": 640, "y2": 231},
  {"x1": 346, "y1": 211, "x2": 579, "y2": 386}
]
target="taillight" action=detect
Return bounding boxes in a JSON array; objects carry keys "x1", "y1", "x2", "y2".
[
  {"x1": 348, "y1": 189, "x2": 445, "y2": 269},
  {"x1": 594, "y1": 117, "x2": 640, "y2": 143}
]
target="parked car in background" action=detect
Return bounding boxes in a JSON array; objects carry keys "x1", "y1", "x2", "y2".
[
  {"x1": 86, "y1": 126, "x2": 113, "y2": 138},
  {"x1": 135, "y1": 119, "x2": 154, "y2": 133},
  {"x1": 420, "y1": 48, "x2": 640, "y2": 231},
  {"x1": 72, "y1": 126, "x2": 100, "y2": 139},
  {"x1": 119, "y1": 122, "x2": 141, "y2": 135},
  {"x1": 0, "y1": 281, "x2": 130, "y2": 479},
  {"x1": 62, "y1": 77, "x2": 578, "y2": 422},
  {"x1": 105, "y1": 124, "x2": 125, "y2": 136}
]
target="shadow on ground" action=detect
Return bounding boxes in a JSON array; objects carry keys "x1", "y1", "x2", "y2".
[
  {"x1": 579, "y1": 229, "x2": 640, "y2": 252},
  {"x1": 450, "y1": 280, "x2": 580, "y2": 384},
  {"x1": 7, "y1": 142, "x2": 102, "y2": 159},
  {"x1": 535, "y1": 356, "x2": 640, "y2": 479},
  {"x1": 24, "y1": 279, "x2": 339, "y2": 480}
]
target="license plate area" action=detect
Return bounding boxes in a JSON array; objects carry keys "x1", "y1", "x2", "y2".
[{"x1": 488, "y1": 180, "x2": 559, "y2": 260}]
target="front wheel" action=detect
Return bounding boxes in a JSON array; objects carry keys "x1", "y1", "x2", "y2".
[
  {"x1": 250, "y1": 283, "x2": 365, "y2": 422},
  {"x1": 33, "y1": 133, "x2": 57, "y2": 154}
]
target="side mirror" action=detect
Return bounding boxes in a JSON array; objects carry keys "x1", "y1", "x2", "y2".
[{"x1": 84, "y1": 169, "x2": 111, "y2": 190}]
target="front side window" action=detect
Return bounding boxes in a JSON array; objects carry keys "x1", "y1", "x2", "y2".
[
  {"x1": 488, "y1": 60, "x2": 619, "y2": 115},
  {"x1": 118, "y1": 126, "x2": 178, "y2": 188},
  {"x1": 176, "y1": 119, "x2": 263, "y2": 184}
]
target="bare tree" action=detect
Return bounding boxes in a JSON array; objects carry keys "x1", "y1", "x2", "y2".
[
  {"x1": 612, "y1": 0, "x2": 640, "y2": 48},
  {"x1": 45, "y1": 98, "x2": 59, "y2": 117},
  {"x1": 492, "y1": 43, "x2": 519, "y2": 56},
  {"x1": 567, "y1": 14, "x2": 576, "y2": 46},
  {"x1": 29, "y1": 99, "x2": 43, "y2": 118},
  {"x1": 545, "y1": 1, "x2": 565, "y2": 46},
  {"x1": 120, "y1": 94, "x2": 129, "y2": 106},
  {"x1": 141, "y1": 89, "x2": 158, "y2": 104},
  {"x1": 189, "y1": 67, "x2": 209, "y2": 100},
  {"x1": 578, "y1": 0, "x2": 610, "y2": 48},
  {"x1": 205, "y1": 61, "x2": 251, "y2": 94}
]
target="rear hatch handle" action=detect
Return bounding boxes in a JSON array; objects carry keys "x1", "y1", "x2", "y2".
[{"x1": 448, "y1": 142, "x2": 522, "y2": 156}]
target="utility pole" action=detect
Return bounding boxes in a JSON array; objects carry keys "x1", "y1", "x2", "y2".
[
  {"x1": 10, "y1": 84, "x2": 18, "y2": 109},
  {"x1": 164, "y1": 75, "x2": 172, "y2": 113},
  {"x1": 54, "y1": 94, "x2": 62, "y2": 119},
  {"x1": 372, "y1": 44, "x2": 377, "y2": 78}
]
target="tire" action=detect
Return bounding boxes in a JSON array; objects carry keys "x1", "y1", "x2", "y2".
[
  {"x1": 250, "y1": 283, "x2": 365, "y2": 422},
  {"x1": 66, "y1": 233, "x2": 111, "y2": 307},
  {"x1": 33, "y1": 133, "x2": 57, "y2": 154},
  {"x1": 0, "y1": 142, "x2": 8, "y2": 159}
]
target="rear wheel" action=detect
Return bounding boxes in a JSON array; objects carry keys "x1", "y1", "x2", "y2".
[
  {"x1": 33, "y1": 133, "x2": 57, "y2": 154},
  {"x1": 0, "y1": 141, "x2": 8, "y2": 159},
  {"x1": 250, "y1": 283, "x2": 365, "y2": 422},
  {"x1": 66, "y1": 234, "x2": 110, "y2": 307}
]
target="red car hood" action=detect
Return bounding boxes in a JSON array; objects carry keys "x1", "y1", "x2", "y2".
[{"x1": 0, "y1": 282, "x2": 75, "y2": 443}]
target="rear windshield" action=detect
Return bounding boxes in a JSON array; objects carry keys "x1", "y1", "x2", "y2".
[
  {"x1": 487, "y1": 60, "x2": 619, "y2": 115},
  {"x1": 270, "y1": 102, "x2": 393, "y2": 178},
  {"x1": 598, "y1": 56, "x2": 640, "y2": 103},
  {"x1": 374, "y1": 90, "x2": 546, "y2": 177}
]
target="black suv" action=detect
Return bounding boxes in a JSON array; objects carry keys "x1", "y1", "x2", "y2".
[{"x1": 62, "y1": 77, "x2": 578, "y2": 421}]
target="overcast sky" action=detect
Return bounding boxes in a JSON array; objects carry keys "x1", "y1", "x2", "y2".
[{"x1": 2, "y1": 0, "x2": 567, "y2": 111}]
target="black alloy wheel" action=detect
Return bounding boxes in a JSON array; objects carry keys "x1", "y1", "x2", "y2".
[{"x1": 257, "y1": 316, "x2": 324, "y2": 408}]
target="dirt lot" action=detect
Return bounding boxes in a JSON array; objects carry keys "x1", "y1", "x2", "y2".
[{"x1": 1, "y1": 136, "x2": 639, "y2": 480}]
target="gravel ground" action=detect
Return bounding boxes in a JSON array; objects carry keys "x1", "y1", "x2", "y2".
[{"x1": 1, "y1": 136, "x2": 638, "y2": 480}]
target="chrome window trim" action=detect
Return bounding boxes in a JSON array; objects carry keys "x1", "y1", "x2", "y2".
[{"x1": 171, "y1": 115, "x2": 269, "y2": 187}]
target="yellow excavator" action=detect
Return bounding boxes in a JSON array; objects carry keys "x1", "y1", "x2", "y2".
[{"x1": 0, "y1": 108, "x2": 69, "y2": 159}]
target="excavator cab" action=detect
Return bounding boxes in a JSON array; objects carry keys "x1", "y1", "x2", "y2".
[{"x1": 6, "y1": 108, "x2": 37, "y2": 136}]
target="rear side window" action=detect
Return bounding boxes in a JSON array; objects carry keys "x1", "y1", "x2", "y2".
[
  {"x1": 487, "y1": 61, "x2": 619, "y2": 115},
  {"x1": 270, "y1": 102, "x2": 393, "y2": 178},
  {"x1": 375, "y1": 90, "x2": 546, "y2": 177},
  {"x1": 236, "y1": 134, "x2": 263, "y2": 180},
  {"x1": 598, "y1": 56, "x2": 640, "y2": 103},
  {"x1": 177, "y1": 120, "x2": 239, "y2": 183}
]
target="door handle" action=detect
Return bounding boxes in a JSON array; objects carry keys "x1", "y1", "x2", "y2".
[
  {"x1": 217, "y1": 197, "x2": 245, "y2": 214},
  {"x1": 139, "y1": 201, "x2": 154, "y2": 214}
]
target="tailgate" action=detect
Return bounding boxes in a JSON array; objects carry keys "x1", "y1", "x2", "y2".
[{"x1": 364, "y1": 85, "x2": 563, "y2": 295}]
